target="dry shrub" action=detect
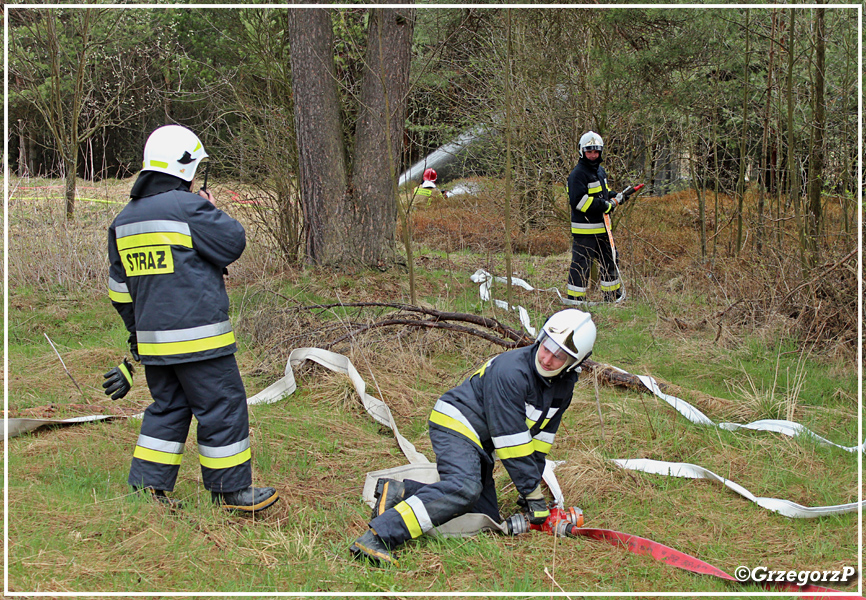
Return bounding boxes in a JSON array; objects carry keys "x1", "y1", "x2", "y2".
[
  {"x1": 8, "y1": 195, "x2": 116, "y2": 293},
  {"x1": 410, "y1": 179, "x2": 569, "y2": 257}
]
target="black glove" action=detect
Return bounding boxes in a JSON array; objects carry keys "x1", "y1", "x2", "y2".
[
  {"x1": 103, "y1": 358, "x2": 135, "y2": 400},
  {"x1": 602, "y1": 199, "x2": 615, "y2": 214},
  {"x1": 128, "y1": 333, "x2": 140, "y2": 362},
  {"x1": 518, "y1": 493, "x2": 550, "y2": 525}
]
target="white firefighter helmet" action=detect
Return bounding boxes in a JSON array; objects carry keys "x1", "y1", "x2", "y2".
[
  {"x1": 535, "y1": 309, "x2": 596, "y2": 377},
  {"x1": 579, "y1": 130, "x2": 604, "y2": 159},
  {"x1": 141, "y1": 125, "x2": 208, "y2": 182}
]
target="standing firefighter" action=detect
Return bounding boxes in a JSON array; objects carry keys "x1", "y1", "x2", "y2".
[
  {"x1": 567, "y1": 131, "x2": 625, "y2": 303},
  {"x1": 350, "y1": 309, "x2": 597, "y2": 566},
  {"x1": 103, "y1": 125, "x2": 278, "y2": 513}
]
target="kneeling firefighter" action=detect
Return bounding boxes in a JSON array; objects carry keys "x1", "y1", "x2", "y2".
[
  {"x1": 567, "y1": 131, "x2": 626, "y2": 303},
  {"x1": 104, "y1": 125, "x2": 278, "y2": 513},
  {"x1": 350, "y1": 309, "x2": 597, "y2": 565}
]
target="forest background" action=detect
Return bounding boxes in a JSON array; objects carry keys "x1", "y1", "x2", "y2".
[{"x1": 5, "y1": 4, "x2": 863, "y2": 596}]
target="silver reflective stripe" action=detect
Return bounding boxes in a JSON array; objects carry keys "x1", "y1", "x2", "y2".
[
  {"x1": 137, "y1": 433, "x2": 184, "y2": 455},
  {"x1": 576, "y1": 194, "x2": 591, "y2": 211},
  {"x1": 492, "y1": 430, "x2": 533, "y2": 450},
  {"x1": 588, "y1": 180, "x2": 601, "y2": 189},
  {"x1": 534, "y1": 431, "x2": 555, "y2": 445},
  {"x1": 108, "y1": 277, "x2": 128, "y2": 293},
  {"x1": 568, "y1": 284, "x2": 588, "y2": 293},
  {"x1": 432, "y1": 399, "x2": 481, "y2": 441},
  {"x1": 137, "y1": 320, "x2": 233, "y2": 344},
  {"x1": 546, "y1": 407, "x2": 560, "y2": 420},
  {"x1": 198, "y1": 437, "x2": 251, "y2": 458},
  {"x1": 525, "y1": 404, "x2": 543, "y2": 423},
  {"x1": 600, "y1": 278, "x2": 621, "y2": 287},
  {"x1": 116, "y1": 220, "x2": 191, "y2": 238},
  {"x1": 405, "y1": 495, "x2": 434, "y2": 533},
  {"x1": 571, "y1": 222, "x2": 605, "y2": 231}
]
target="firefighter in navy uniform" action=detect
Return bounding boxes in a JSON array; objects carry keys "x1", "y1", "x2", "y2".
[
  {"x1": 103, "y1": 125, "x2": 278, "y2": 513},
  {"x1": 350, "y1": 309, "x2": 597, "y2": 565},
  {"x1": 566, "y1": 131, "x2": 623, "y2": 303}
]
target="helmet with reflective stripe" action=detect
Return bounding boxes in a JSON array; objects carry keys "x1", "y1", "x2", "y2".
[
  {"x1": 142, "y1": 125, "x2": 208, "y2": 182},
  {"x1": 422, "y1": 168, "x2": 437, "y2": 182},
  {"x1": 535, "y1": 309, "x2": 596, "y2": 377},
  {"x1": 579, "y1": 131, "x2": 604, "y2": 159}
]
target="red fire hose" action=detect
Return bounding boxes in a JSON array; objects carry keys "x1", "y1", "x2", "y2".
[{"x1": 506, "y1": 508, "x2": 863, "y2": 599}]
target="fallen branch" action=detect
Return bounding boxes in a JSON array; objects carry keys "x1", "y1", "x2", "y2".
[
  {"x1": 304, "y1": 302, "x2": 535, "y2": 347},
  {"x1": 326, "y1": 318, "x2": 527, "y2": 349}
]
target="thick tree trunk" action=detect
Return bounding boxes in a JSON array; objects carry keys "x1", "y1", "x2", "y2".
[
  {"x1": 351, "y1": 6, "x2": 413, "y2": 269},
  {"x1": 289, "y1": 7, "x2": 413, "y2": 270},
  {"x1": 288, "y1": 7, "x2": 349, "y2": 267}
]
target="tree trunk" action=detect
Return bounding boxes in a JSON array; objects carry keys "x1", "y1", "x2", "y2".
[
  {"x1": 757, "y1": 9, "x2": 777, "y2": 255},
  {"x1": 787, "y1": 8, "x2": 806, "y2": 268},
  {"x1": 735, "y1": 8, "x2": 750, "y2": 256},
  {"x1": 352, "y1": 6, "x2": 413, "y2": 269},
  {"x1": 64, "y1": 154, "x2": 77, "y2": 219},
  {"x1": 17, "y1": 119, "x2": 28, "y2": 177},
  {"x1": 289, "y1": 6, "x2": 413, "y2": 270},
  {"x1": 806, "y1": 4, "x2": 825, "y2": 264},
  {"x1": 288, "y1": 7, "x2": 349, "y2": 267}
]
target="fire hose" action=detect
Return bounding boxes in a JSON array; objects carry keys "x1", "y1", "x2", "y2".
[{"x1": 505, "y1": 506, "x2": 864, "y2": 598}]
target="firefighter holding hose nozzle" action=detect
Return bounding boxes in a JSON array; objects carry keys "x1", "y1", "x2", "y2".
[
  {"x1": 567, "y1": 131, "x2": 641, "y2": 304},
  {"x1": 350, "y1": 309, "x2": 597, "y2": 566}
]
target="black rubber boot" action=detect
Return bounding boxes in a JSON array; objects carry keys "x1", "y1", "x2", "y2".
[
  {"x1": 212, "y1": 486, "x2": 279, "y2": 514},
  {"x1": 133, "y1": 486, "x2": 183, "y2": 510},
  {"x1": 370, "y1": 478, "x2": 406, "y2": 520},
  {"x1": 350, "y1": 529, "x2": 398, "y2": 566}
]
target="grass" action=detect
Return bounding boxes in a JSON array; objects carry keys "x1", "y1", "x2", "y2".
[{"x1": 5, "y1": 177, "x2": 861, "y2": 595}]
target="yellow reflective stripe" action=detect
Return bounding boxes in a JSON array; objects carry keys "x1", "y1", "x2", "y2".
[
  {"x1": 134, "y1": 446, "x2": 183, "y2": 466},
  {"x1": 572, "y1": 226, "x2": 606, "y2": 235},
  {"x1": 148, "y1": 160, "x2": 169, "y2": 169},
  {"x1": 415, "y1": 188, "x2": 433, "y2": 197},
  {"x1": 495, "y1": 440, "x2": 535, "y2": 460},
  {"x1": 116, "y1": 231, "x2": 192, "y2": 251},
  {"x1": 139, "y1": 331, "x2": 235, "y2": 356},
  {"x1": 108, "y1": 288, "x2": 132, "y2": 303},
  {"x1": 533, "y1": 438, "x2": 553, "y2": 454},
  {"x1": 429, "y1": 410, "x2": 483, "y2": 449},
  {"x1": 194, "y1": 141, "x2": 202, "y2": 152},
  {"x1": 395, "y1": 501, "x2": 423, "y2": 538},
  {"x1": 588, "y1": 185, "x2": 602, "y2": 194},
  {"x1": 473, "y1": 359, "x2": 493, "y2": 378},
  {"x1": 118, "y1": 362, "x2": 133, "y2": 383},
  {"x1": 600, "y1": 281, "x2": 622, "y2": 292},
  {"x1": 199, "y1": 447, "x2": 251, "y2": 470}
]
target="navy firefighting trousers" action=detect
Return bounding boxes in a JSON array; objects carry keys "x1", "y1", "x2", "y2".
[
  {"x1": 128, "y1": 354, "x2": 252, "y2": 493},
  {"x1": 369, "y1": 427, "x2": 500, "y2": 548},
  {"x1": 568, "y1": 232, "x2": 622, "y2": 300}
]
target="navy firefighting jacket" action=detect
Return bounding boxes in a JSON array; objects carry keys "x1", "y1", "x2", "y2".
[
  {"x1": 567, "y1": 158, "x2": 613, "y2": 236},
  {"x1": 107, "y1": 185, "x2": 245, "y2": 365},
  {"x1": 429, "y1": 344, "x2": 579, "y2": 497}
]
